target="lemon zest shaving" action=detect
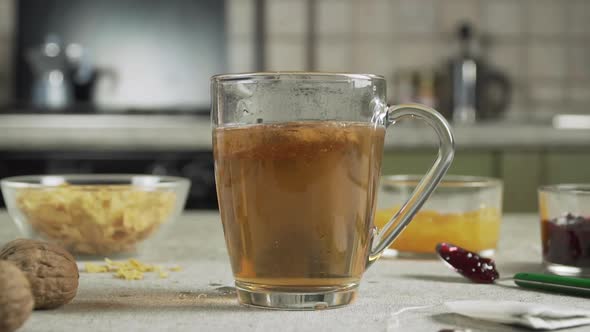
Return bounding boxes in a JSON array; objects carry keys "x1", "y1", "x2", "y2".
[
  {"x1": 82, "y1": 258, "x2": 181, "y2": 280},
  {"x1": 85, "y1": 263, "x2": 108, "y2": 273},
  {"x1": 115, "y1": 268, "x2": 144, "y2": 280}
]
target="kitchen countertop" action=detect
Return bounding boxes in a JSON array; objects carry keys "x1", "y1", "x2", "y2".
[
  {"x1": 1, "y1": 210, "x2": 589, "y2": 332},
  {"x1": 1, "y1": 114, "x2": 590, "y2": 152}
]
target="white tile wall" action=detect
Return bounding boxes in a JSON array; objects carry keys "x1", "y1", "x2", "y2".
[
  {"x1": 487, "y1": 42, "x2": 524, "y2": 81},
  {"x1": 507, "y1": 85, "x2": 526, "y2": 114},
  {"x1": 395, "y1": 41, "x2": 437, "y2": 68},
  {"x1": 315, "y1": 38, "x2": 353, "y2": 72},
  {"x1": 0, "y1": 0, "x2": 587, "y2": 114},
  {"x1": 502, "y1": 102, "x2": 530, "y2": 121},
  {"x1": 529, "y1": 82, "x2": 565, "y2": 104},
  {"x1": 225, "y1": 0, "x2": 255, "y2": 73},
  {"x1": 265, "y1": 37, "x2": 306, "y2": 71},
  {"x1": 568, "y1": 84, "x2": 590, "y2": 104},
  {"x1": 531, "y1": 105, "x2": 563, "y2": 120},
  {"x1": 352, "y1": 40, "x2": 397, "y2": 78},
  {"x1": 527, "y1": 0, "x2": 566, "y2": 37},
  {"x1": 226, "y1": 0, "x2": 255, "y2": 38},
  {"x1": 481, "y1": 0, "x2": 523, "y2": 38},
  {"x1": 353, "y1": 40, "x2": 399, "y2": 101},
  {"x1": 395, "y1": 0, "x2": 436, "y2": 36},
  {"x1": 246, "y1": 0, "x2": 587, "y2": 115},
  {"x1": 0, "y1": 0, "x2": 14, "y2": 36},
  {"x1": 266, "y1": 0, "x2": 307, "y2": 36},
  {"x1": 259, "y1": 0, "x2": 309, "y2": 71},
  {"x1": 354, "y1": 0, "x2": 395, "y2": 36},
  {"x1": 227, "y1": 37, "x2": 255, "y2": 73},
  {"x1": 527, "y1": 42, "x2": 566, "y2": 80},
  {"x1": 567, "y1": 0, "x2": 590, "y2": 36},
  {"x1": 568, "y1": 46, "x2": 590, "y2": 80},
  {"x1": 317, "y1": 0, "x2": 353, "y2": 36}
]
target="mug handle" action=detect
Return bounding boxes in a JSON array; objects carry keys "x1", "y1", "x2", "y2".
[{"x1": 367, "y1": 103, "x2": 455, "y2": 266}]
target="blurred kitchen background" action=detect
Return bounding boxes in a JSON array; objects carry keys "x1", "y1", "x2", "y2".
[{"x1": 0, "y1": 0, "x2": 589, "y2": 212}]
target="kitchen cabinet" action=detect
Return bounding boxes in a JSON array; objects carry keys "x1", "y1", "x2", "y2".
[
  {"x1": 382, "y1": 149, "x2": 590, "y2": 213},
  {"x1": 381, "y1": 151, "x2": 496, "y2": 177},
  {"x1": 543, "y1": 152, "x2": 590, "y2": 184},
  {"x1": 501, "y1": 152, "x2": 542, "y2": 213}
]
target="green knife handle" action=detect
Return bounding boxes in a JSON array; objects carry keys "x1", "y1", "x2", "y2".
[{"x1": 514, "y1": 273, "x2": 590, "y2": 297}]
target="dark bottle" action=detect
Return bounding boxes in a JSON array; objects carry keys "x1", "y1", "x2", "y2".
[
  {"x1": 436, "y1": 22, "x2": 511, "y2": 123},
  {"x1": 451, "y1": 23, "x2": 478, "y2": 124}
]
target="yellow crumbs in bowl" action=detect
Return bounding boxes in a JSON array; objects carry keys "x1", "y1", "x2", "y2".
[
  {"x1": 16, "y1": 185, "x2": 177, "y2": 255},
  {"x1": 84, "y1": 258, "x2": 183, "y2": 280}
]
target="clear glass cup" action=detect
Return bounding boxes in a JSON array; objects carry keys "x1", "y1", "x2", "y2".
[
  {"x1": 211, "y1": 72, "x2": 455, "y2": 310},
  {"x1": 376, "y1": 175, "x2": 503, "y2": 258},
  {"x1": 538, "y1": 185, "x2": 590, "y2": 276}
]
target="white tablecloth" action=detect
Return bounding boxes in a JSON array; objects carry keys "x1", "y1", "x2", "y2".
[{"x1": 1, "y1": 211, "x2": 588, "y2": 332}]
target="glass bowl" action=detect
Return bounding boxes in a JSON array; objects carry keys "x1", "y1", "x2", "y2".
[
  {"x1": 375, "y1": 175, "x2": 503, "y2": 258},
  {"x1": 538, "y1": 184, "x2": 590, "y2": 276},
  {"x1": 1, "y1": 174, "x2": 190, "y2": 257}
]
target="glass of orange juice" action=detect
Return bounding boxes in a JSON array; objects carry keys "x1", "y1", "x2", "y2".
[{"x1": 376, "y1": 175, "x2": 503, "y2": 258}]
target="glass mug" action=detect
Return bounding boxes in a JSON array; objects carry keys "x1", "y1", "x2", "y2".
[{"x1": 211, "y1": 72, "x2": 455, "y2": 310}]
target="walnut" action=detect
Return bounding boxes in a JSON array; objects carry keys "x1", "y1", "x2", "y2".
[
  {"x1": 0, "y1": 261, "x2": 34, "y2": 332},
  {"x1": 0, "y1": 239, "x2": 79, "y2": 309}
]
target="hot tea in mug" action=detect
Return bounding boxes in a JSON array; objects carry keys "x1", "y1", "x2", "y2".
[{"x1": 211, "y1": 72, "x2": 454, "y2": 310}]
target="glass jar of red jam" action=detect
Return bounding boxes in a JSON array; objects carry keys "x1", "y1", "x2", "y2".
[{"x1": 539, "y1": 185, "x2": 590, "y2": 276}]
